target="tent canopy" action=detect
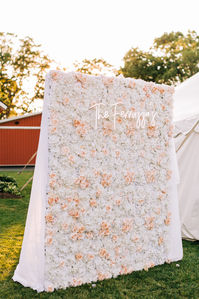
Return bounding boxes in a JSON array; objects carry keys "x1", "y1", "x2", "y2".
[
  {"x1": 173, "y1": 72, "x2": 199, "y2": 123},
  {"x1": 173, "y1": 72, "x2": 199, "y2": 241}
]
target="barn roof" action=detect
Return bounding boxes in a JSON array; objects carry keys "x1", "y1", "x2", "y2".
[
  {"x1": 0, "y1": 101, "x2": 7, "y2": 110},
  {"x1": 0, "y1": 112, "x2": 42, "y2": 124}
]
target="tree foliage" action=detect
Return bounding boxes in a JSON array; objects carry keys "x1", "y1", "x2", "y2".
[
  {"x1": 73, "y1": 58, "x2": 117, "y2": 76},
  {"x1": 0, "y1": 32, "x2": 52, "y2": 119},
  {"x1": 120, "y1": 30, "x2": 199, "y2": 85}
]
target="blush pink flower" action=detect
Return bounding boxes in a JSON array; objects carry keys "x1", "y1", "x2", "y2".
[
  {"x1": 136, "y1": 246, "x2": 142, "y2": 252},
  {"x1": 94, "y1": 170, "x2": 100, "y2": 177},
  {"x1": 75, "y1": 253, "x2": 83, "y2": 260},
  {"x1": 61, "y1": 203, "x2": 67, "y2": 210},
  {"x1": 162, "y1": 105, "x2": 166, "y2": 111},
  {"x1": 120, "y1": 265, "x2": 128, "y2": 275},
  {"x1": 114, "y1": 246, "x2": 120, "y2": 256},
  {"x1": 145, "y1": 216, "x2": 155, "y2": 230},
  {"x1": 73, "y1": 225, "x2": 85, "y2": 234},
  {"x1": 117, "y1": 116, "x2": 123, "y2": 124},
  {"x1": 111, "y1": 135, "x2": 117, "y2": 143},
  {"x1": 147, "y1": 126, "x2": 156, "y2": 137},
  {"x1": 62, "y1": 223, "x2": 68, "y2": 231},
  {"x1": 75, "y1": 73, "x2": 86, "y2": 87},
  {"x1": 50, "y1": 127, "x2": 56, "y2": 134},
  {"x1": 49, "y1": 179, "x2": 56, "y2": 188},
  {"x1": 47, "y1": 286, "x2": 54, "y2": 292},
  {"x1": 151, "y1": 86, "x2": 158, "y2": 94},
  {"x1": 71, "y1": 233, "x2": 83, "y2": 240},
  {"x1": 122, "y1": 219, "x2": 132, "y2": 233},
  {"x1": 164, "y1": 212, "x2": 171, "y2": 226},
  {"x1": 63, "y1": 97, "x2": 69, "y2": 105},
  {"x1": 106, "y1": 205, "x2": 111, "y2": 212},
  {"x1": 166, "y1": 170, "x2": 172, "y2": 180},
  {"x1": 49, "y1": 173, "x2": 56, "y2": 179},
  {"x1": 90, "y1": 149, "x2": 96, "y2": 157},
  {"x1": 47, "y1": 237, "x2": 53, "y2": 245},
  {"x1": 126, "y1": 125, "x2": 135, "y2": 137},
  {"x1": 99, "y1": 248, "x2": 109, "y2": 259},
  {"x1": 51, "y1": 118, "x2": 58, "y2": 125},
  {"x1": 51, "y1": 71, "x2": 58, "y2": 81},
  {"x1": 90, "y1": 198, "x2": 97, "y2": 207},
  {"x1": 124, "y1": 171, "x2": 135, "y2": 184},
  {"x1": 101, "y1": 173, "x2": 112, "y2": 187},
  {"x1": 158, "y1": 190, "x2": 166, "y2": 200},
  {"x1": 168, "y1": 125, "x2": 173, "y2": 137},
  {"x1": 68, "y1": 209, "x2": 80, "y2": 218},
  {"x1": 112, "y1": 235, "x2": 118, "y2": 241},
  {"x1": 145, "y1": 170, "x2": 156, "y2": 183},
  {"x1": 72, "y1": 278, "x2": 82, "y2": 286},
  {"x1": 61, "y1": 146, "x2": 70, "y2": 155},
  {"x1": 80, "y1": 151, "x2": 86, "y2": 157},
  {"x1": 103, "y1": 126, "x2": 112, "y2": 136},
  {"x1": 48, "y1": 196, "x2": 59, "y2": 206},
  {"x1": 115, "y1": 151, "x2": 120, "y2": 158},
  {"x1": 143, "y1": 85, "x2": 150, "y2": 98},
  {"x1": 103, "y1": 77, "x2": 114, "y2": 86},
  {"x1": 99, "y1": 222, "x2": 110, "y2": 236},
  {"x1": 76, "y1": 126, "x2": 86, "y2": 136},
  {"x1": 102, "y1": 149, "x2": 108, "y2": 155},
  {"x1": 155, "y1": 208, "x2": 161, "y2": 215},
  {"x1": 157, "y1": 86, "x2": 165, "y2": 94},
  {"x1": 68, "y1": 155, "x2": 74, "y2": 164},
  {"x1": 158, "y1": 236, "x2": 164, "y2": 245},
  {"x1": 59, "y1": 261, "x2": 65, "y2": 267},
  {"x1": 75, "y1": 176, "x2": 89, "y2": 189},
  {"x1": 115, "y1": 199, "x2": 121, "y2": 206},
  {"x1": 128, "y1": 80, "x2": 136, "y2": 89},
  {"x1": 73, "y1": 119, "x2": 81, "y2": 127},
  {"x1": 87, "y1": 254, "x2": 94, "y2": 260},
  {"x1": 132, "y1": 236, "x2": 139, "y2": 242},
  {"x1": 86, "y1": 231, "x2": 94, "y2": 239},
  {"x1": 96, "y1": 189, "x2": 102, "y2": 198},
  {"x1": 45, "y1": 214, "x2": 54, "y2": 223}
]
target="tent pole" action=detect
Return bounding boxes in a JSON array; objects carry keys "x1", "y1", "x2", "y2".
[
  {"x1": 20, "y1": 175, "x2": 34, "y2": 192},
  {"x1": 18, "y1": 151, "x2": 37, "y2": 191},
  {"x1": 176, "y1": 120, "x2": 199, "y2": 152},
  {"x1": 17, "y1": 151, "x2": 37, "y2": 175}
]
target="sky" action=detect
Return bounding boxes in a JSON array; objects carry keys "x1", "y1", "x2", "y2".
[{"x1": 1, "y1": 0, "x2": 199, "y2": 70}]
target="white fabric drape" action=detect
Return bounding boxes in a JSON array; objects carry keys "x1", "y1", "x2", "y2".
[
  {"x1": 175, "y1": 132, "x2": 199, "y2": 240},
  {"x1": 174, "y1": 116, "x2": 199, "y2": 241},
  {"x1": 12, "y1": 78, "x2": 49, "y2": 292}
]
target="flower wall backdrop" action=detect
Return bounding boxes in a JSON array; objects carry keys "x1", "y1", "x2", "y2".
[{"x1": 44, "y1": 70, "x2": 174, "y2": 292}]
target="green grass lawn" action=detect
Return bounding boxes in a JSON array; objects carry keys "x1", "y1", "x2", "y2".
[{"x1": 0, "y1": 171, "x2": 199, "y2": 299}]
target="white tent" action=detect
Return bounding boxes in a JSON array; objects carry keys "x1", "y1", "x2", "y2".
[
  {"x1": 173, "y1": 72, "x2": 199, "y2": 241},
  {"x1": 174, "y1": 72, "x2": 199, "y2": 122}
]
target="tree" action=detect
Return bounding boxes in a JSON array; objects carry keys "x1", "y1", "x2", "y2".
[
  {"x1": 0, "y1": 32, "x2": 52, "y2": 119},
  {"x1": 120, "y1": 30, "x2": 199, "y2": 85},
  {"x1": 73, "y1": 58, "x2": 117, "y2": 76}
]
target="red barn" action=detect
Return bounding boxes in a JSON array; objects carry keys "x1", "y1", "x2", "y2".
[{"x1": 0, "y1": 112, "x2": 42, "y2": 166}]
